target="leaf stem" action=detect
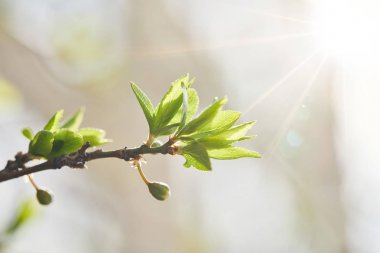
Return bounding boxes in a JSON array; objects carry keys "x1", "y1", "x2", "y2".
[
  {"x1": 135, "y1": 162, "x2": 150, "y2": 185},
  {"x1": 145, "y1": 134, "x2": 155, "y2": 147},
  {"x1": 27, "y1": 175, "x2": 39, "y2": 190}
]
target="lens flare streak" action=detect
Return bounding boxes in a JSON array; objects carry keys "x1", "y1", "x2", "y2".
[
  {"x1": 269, "y1": 54, "x2": 328, "y2": 153},
  {"x1": 243, "y1": 50, "x2": 320, "y2": 116}
]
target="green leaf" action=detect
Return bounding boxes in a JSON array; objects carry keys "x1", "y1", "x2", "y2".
[
  {"x1": 49, "y1": 129, "x2": 83, "y2": 157},
  {"x1": 153, "y1": 76, "x2": 189, "y2": 134},
  {"x1": 178, "y1": 97, "x2": 227, "y2": 136},
  {"x1": 197, "y1": 138, "x2": 234, "y2": 149},
  {"x1": 153, "y1": 94, "x2": 183, "y2": 135},
  {"x1": 21, "y1": 127, "x2": 34, "y2": 140},
  {"x1": 29, "y1": 130, "x2": 54, "y2": 157},
  {"x1": 43, "y1": 109, "x2": 64, "y2": 132},
  {"x1": 5, "y1": 199, "x2": 37, "y2": 235},
  {"x1": 211, "y1": 121, "x2": 256, "y2": 141},
  {"x1": 181, "y1": 142, "x2": 211, "y2": 171},
  {"x1": 207, "y1": 146, "x2": 261, "y2": 160},
  {"x1": 153, "y1": 123, "x2": 180, "y2": 136},
  {"x1": 78, "y1": 128, "x2": 111, "y2": 146},
  {"x1": 60, "y1": 107, "x2": 85, "y2": 130},
  {"x1": 169, "y1": 88, "x2": 199, "y2": 125},
  {"x1": 205, "y1": 110, "x2": 241, "y2": 131},
  {"x1": 188, "y1": 110, "x2": 241, "y2": 138},
  {"x1": 178, "y1": 82, "x2": 189, "y2": 131},
  {"x1": 198, "y1": 135, "x2": 256, "y2": 149},
  {"x1": 186, "y1": 88, "x2": 199, "y2": 123},
  {"x1": 237, "y1": 135, "x2": 257, "y2": 141},
  {"x1": 130, "y1": 82, "x2": 155, "y2": 129}
]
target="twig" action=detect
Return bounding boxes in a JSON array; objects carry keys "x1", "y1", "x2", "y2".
[{"x1": 0, "y1": 140, "x2": 175, "y2": 183}]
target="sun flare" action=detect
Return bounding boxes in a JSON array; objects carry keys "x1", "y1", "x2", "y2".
[{"x1": 313, "y1": 0, "x2": 379, "y2": 61}]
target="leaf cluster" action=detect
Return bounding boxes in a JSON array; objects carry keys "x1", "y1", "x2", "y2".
[
  {"x1": 22, "y1": 108, "x2": 110, "y2": 159},
  {"x1": 131, "y1": 74, "x2": 261, "y2": 171}
]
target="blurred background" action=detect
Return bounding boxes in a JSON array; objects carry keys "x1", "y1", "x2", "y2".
[{"x1": 0, "y1": 0, "x2": 379, "y2": 252}]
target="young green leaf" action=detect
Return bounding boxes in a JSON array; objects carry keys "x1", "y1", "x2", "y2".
[
  {"x1": 186, "y1": 88, "x2": 199, "y2": 122},
  {"x1": 169, "y1": 88, "x2": 199, "y2": 125},
  {"x1": 49, "y1": 129, "x2": 83, "y2": 158},
  {"x1": 29, "y1": 130, "x2": 54, "y2": 157},
  {"x1": 211, "y1": 121, "x2": 256, "y2": 141},
  {"x1": 178, "y1": 82, "x2": 189, "y2": 131},
  {"x1": 187, "y1": 110, "x2": 241, "y2": 139},
  {"x1": 205, "y1": 110, "x2": 240, "y2": 130},
  {"x1": 60, "y1": 107, "x2": 85, "y2": 130},
  {"x1": 197, "y1": 134, "x2": 256, "y2": 149},
  {"x1": 21, "y1": 127, "x2": 34, "y2": 140},
  {"x1": 197, "y1": 138, "x2": 234, "y2": 149},
  {"x1": 78, "y1": 128, "x2": 111, "y2": 146},
  {"x1": 5, "y1": 199, "x2": 37, "y2": 235},
  {"x1": 130, "y1": 82, "x2": 155, "y2": 129},
  {"x1": 178, "y1": 97, "x2": 227, "y2": 136},
  {"x1": 43, "y1": 110, "x2": 64, "y2": 132},
  {"x1": 181, "y1": 142, "x2": 212, "y2": 171},
  {"x1": 153, "y1": 76, "x2": 189, "y2": 134},
  {"x1": 153, "y1": 94, "x2": 183, "y2": 135},
  {"x1": 207, "y1": 146, "x2": 261, "y2": 160},
  {"x1": 152, "y1": 123, "x2": 180, "y2": 136},
  {"x1": 237, "y1": 136, "x2": 257, "y2": 141}
]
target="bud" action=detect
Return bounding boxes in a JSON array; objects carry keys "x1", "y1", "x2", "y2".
[
  {"x1": 148, "y1": 182, "x2": 171, "y2": 201},
  {"x1": 151, "y1": 139, "x2": 163, "y2": 148},
  {"x1": 36, "y1": 188, "x2": 53, "y2": 205}
]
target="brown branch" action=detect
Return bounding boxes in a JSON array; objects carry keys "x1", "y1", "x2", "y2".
[{"x1": 0, "y1": 141, "x2": 176, "y2": 183}]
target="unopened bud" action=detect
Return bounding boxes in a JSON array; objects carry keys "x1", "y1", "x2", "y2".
[
  {"x1": 36, "y1": 188, "x2": 53, "y2": 205},
  {"x1": 151, "y1": 140, "x2": 163, "y2": 148},
  {"x1": 148, "y1": 182, "x2": 171, "y2": 201}
]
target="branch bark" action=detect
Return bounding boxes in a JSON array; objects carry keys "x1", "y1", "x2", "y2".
[{"x1": 0, "y1": 141, "x2": 175, "y2": 183}]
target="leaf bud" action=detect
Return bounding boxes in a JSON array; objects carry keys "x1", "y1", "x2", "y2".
[
  {"x1": 151, "y1": 139, "x2": 163, "y2": 148},
  {"x1": 36, "y1": 188, "x2": 53, "y2": 205},
  {"x1": 148, "y1": 182, "x2": 171, "y2": 201}
]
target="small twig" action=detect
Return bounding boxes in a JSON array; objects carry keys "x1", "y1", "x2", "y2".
[{"x1": 0, "y1": 140, "x2": 174, "y2": 183}]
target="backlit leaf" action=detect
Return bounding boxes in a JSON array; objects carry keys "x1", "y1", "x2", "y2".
[
  {"x1": 181, "y1": 142, "x2": 211, "y2": 171},
  {"x1": 178, "y1": 97, "x2": 227, "y2": 136},
  {"x1": 153, "y1": 123, "x2": 180, "y2": 136},
  {"x1": 178, "y1": 82, "x2": 189, "y2": 131},
  {"x1": 188, "y1": 110, "x2": 241, "y2": 138},
  {"x1": 153, "y1": 75, "x2": 189, "y2": 134},
  {"x1": 21, "y1": 127, "x2": 34, "y2": 140},
  {"x1": 78, "y1": 128, "x2": 111, "y2": 146},
  {"x1": 207, "y1": 146, "x2": 261, "y2": 160},
  {"x1": 5, "y1": 199, "x2": 37, "y2": 235},
  {"x1": 212, "y1": 121, "x2": 256, "y2": 141},
  {"x1": 49, "y1": 129, "x2": 83, "y2": 157},
  {"x1": 169, "y1": 88, "x2": 199, "y2": 125},
  {"x1": 60, "y1": 108, "x2": 85, "y2": 131},
  {"x1": 130, "y1": 82, "x2": 155, "y2": 129},
  {"x1": 197, "y1": 138, "x2": 233, "y2": 149},
  {"x1": 29, "y1": 130, "x2": 54, "y2": 157},
  {"x1": 43, "y1": 110, "x2": 64, "y2": 132}
]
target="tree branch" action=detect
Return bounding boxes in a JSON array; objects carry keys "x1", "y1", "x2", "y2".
[{"x1": 0, "y1": 140, "x2": 176, "y2": 183}]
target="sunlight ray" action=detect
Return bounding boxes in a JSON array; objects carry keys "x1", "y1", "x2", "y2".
[
  {"x1": 245, "y1": 9, "x2": 316, "y2": 26},
  {"x1": 221, "y1": 3, "x2": 315, "y2": 26},
  {"x1": 269, "y1": 54, "x2": 328, "y2": 153},
  {"x1": 136, "y1": 32, "x2": 315, "y2": 57},
  {"x1": 243, "y1": 49, "x2": 320, "y2": 116}
]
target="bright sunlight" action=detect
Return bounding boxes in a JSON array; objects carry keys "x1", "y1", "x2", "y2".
[{"x1": 313, "y1": 0, "x2": 379, "y2": 61}]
